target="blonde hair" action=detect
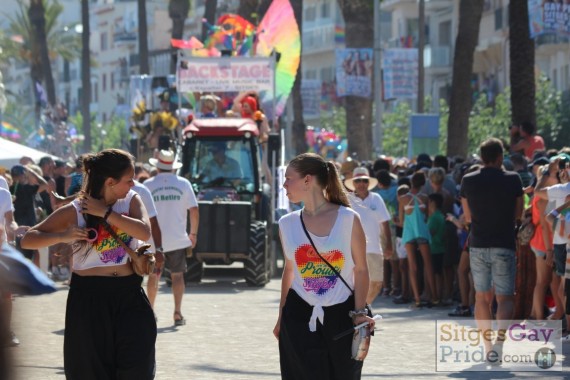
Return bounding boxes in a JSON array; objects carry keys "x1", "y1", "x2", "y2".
[
  {"x1": 288, "y1": 153, "x2": 350, "y2": 207},
  {"x1": 428, "y1": 167, "x2": 445, "y2": 186}
]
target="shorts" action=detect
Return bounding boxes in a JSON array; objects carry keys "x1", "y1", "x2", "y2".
[
  {"x1": 164, "y1": 248, "x2": 188, "y2": 273},
  {"x1": 431, "y1": 254, "x2": 444, "y2": 275},
  {"x1": 554, "y1": 244, "x2": 567, "y2": 277},
  {"x1": 396, "y1": 237, "x2": 407, "y2": 259},
  {"x1": 531, "y1": 246, "x2": 547, "y2": 258},
  {"x1": 406, "y1": 238, "x2": 429, "y2": 245},
  {"x1": 469, "y1": 247, "x2": 516, "y2": 296},
  {"x1": 366, "y1": 254, "x2": 384, "y2": 282}
]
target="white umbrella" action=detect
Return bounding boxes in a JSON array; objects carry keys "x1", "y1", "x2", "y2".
[{"x1": 0, "y1": 137, "x2": 59, "y2": 169}]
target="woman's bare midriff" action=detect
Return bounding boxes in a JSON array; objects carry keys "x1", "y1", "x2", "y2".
[{"x1": 73, "y1": 262, "x2": 134, "y2": 277}]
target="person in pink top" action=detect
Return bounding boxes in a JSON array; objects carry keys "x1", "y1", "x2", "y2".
[{"x1": 510, "y1": 121, "x2": 545, "y2": 160}]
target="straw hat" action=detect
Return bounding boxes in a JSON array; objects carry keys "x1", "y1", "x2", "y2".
[
  {"x1": 344, "y1": 167, "x2": 378, "y2": 191},
  {"x1": 149, "y1": 150, "x2": 182, "y2": 171}
]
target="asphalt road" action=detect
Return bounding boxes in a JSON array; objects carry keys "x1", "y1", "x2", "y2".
[{"x1": 7, "y1": 266, "x2": 570, "y2": 379}]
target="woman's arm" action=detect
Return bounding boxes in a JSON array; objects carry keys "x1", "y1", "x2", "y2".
[
  {"x1": 273, "y1": 230, "x2": 294, "y2": 340},
  {"x1": 21, "y1": 205, "x2": 87, "y2": 249},
  {"x1": 351, "y1": 216, "x2": 368, "y2": 311},
  {"x1": 537, "y1": 199, "x2": 554, "y2": 266}
]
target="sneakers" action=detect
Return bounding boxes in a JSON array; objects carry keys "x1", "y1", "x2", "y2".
[{"x1": 448, "y1": 305, "x2": 473, "y2": 317}]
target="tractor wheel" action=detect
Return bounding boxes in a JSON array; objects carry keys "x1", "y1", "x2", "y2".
[{"x1": 244, "y1": 221, "x2": 268, "y2": 287}]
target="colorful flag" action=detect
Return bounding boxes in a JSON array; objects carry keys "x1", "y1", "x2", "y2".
[{"x1": 0, "y1": 121, "x2": 21, "y2": 140}]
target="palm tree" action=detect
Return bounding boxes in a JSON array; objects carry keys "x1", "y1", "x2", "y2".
[
  {"x1": 138, "y1": 0, "x2": 149, "y2": 74},
  {"x1": 81, "y1": 0, "x2": 91, "y2": 152},
  {"x1": 289, "y1": 0, "x2": 306, "y2": 155},
  {"x1": 29, "y1": 0, "x2": 56, "y2": 107},
  {"x1": 509, "y1": 1, "x2": 535, "y2": 126},
  {"x1": 337, "y1": 0, "x2": 374, "y2": 160},
  {"x1": 1, "y1": 0, "x2": 80, "y2": 114},
  {"x1": 446, "y1": 0, "x2": 484, "y2": 157},
  {"x1": 169, "y1": 0, "x2": 190, "y2": 74},
  {"x1": 201, "y1": 0, "x2": 218, "y2": 42}
]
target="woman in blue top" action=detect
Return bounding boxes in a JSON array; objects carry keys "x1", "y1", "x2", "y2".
[{"x1": 397, "y1": 172, "x2": 439, "y2": 308}]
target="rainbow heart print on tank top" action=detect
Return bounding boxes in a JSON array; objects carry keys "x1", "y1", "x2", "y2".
[
  {"x1": 295, "y1": 244, "x2": 345, "y2": 295},
  {"x1": 93, "y1": 224, "x2": 132, "y2": 264}
]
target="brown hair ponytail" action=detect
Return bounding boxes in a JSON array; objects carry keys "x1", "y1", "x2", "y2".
[{"x1": 288, "y1": 153, "x2": 350, "y2": 207}]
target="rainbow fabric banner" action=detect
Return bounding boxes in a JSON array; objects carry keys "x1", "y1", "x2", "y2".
[{"x1": 0, "y1": 121, "x2": 21, "y2": 140}]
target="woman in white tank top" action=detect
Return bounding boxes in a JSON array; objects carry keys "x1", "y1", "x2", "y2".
[
  {"x1": 274, "y1": 153, "x2": 376, "y2": 380},
  {"x1": 21, "y1": 149, "x2": 156, "y2": 379}
]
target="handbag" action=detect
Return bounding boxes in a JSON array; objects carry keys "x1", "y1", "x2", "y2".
[
  {"x1": 102, "y1": 222, "x2": 156, "y2": 276},
  {"x1": 300, "y1": 211, "x2": 373, "y2": 361},
  {"x1": 517, "y1": 214, "x2": 535, "y2": 246}
]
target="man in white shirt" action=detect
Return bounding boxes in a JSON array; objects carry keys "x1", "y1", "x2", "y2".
[
  {"x1": 144, "y1": 150, "x2": 199, "y2": 327},
  {"x1": 132, "y1": 180, "x2": 164, "y2": 310},
  {"x1": 345, "y1": 167, "x2": 393, "y2": 305}
]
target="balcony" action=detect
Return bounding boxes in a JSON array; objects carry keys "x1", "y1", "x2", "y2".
[
  {"x1": 535, "y1": 33, "x2": 570, "y2": 56},
  {"x1": 381, "y1": 0, "x2": 453, "y2": 12},
  {"x1": 113, "y1": 29, "x2": 137, "y2": 46},
  {"x1": 424, "y1": 44, "x2": 451, "y2": 68},
  {"x1": 302, "y1": 25, "x2": 335, "y2": 54}
]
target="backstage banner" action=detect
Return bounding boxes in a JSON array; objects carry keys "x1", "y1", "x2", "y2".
[{"x1": 177, "y1": 57, "x2": 275, "y2": 93}]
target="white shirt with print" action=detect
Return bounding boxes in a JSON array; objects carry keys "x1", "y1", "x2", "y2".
[{"x1": 143, "y1": 173, "x2": 198, "y2": 252}]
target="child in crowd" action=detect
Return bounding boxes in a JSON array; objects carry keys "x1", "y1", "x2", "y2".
[
  {"x1": 393, "y1": 184, "x2": 411, "y2": 304},
  {"x1": 428, "y1": 193, "x2": 446, "y2": 305}
]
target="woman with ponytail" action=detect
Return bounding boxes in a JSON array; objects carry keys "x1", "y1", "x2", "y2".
[
  {"x1": 273, "y1": 153, "x2": 375, "y2": 379},
  {"x1": 21, "y1": 149, "x2": 156, "y2": 379}
]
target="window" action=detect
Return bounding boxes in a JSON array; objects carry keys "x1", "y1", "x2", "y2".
[
  {"x1": 320, "y1": 67, "x2": 334, "y2": 82},
  {"x1": 111, "y1": 72, "x2": 115, "y2": 91},
  {"x1": 100, "y1": 32, "x2": 108, "y2": 51},
  {"x1": 438, "y1": 21, "x2": 451, "y2": 46},
  {"x1": 553, "y1": 69, "x2": 558, "y2": 89},
  {"x1": 102, "y1": 73, "x2": 107, "y2": 92},
  {"x1": 495, "y1": 7, "x2": 503, "y2": 30},
  {"x1": 321, "y1": 1, "x2": 330, "y2": 19},
  {"x1": 305, "y1": 6, "x2": 316, "y2": 22},
  {"x1": 305, "y1": 69, "x2": 317, "y2": 79},
  {"x1": 94, "y1": 83, "x2": 98, "y2": 103}
]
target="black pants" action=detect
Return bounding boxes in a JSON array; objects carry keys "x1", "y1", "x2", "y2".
[
  {"x1": 64, "y1": 274, "x2": 157, "y2": 380},
  {"x1": 279, "y1": 289, "x2": 363, "y2": 380}
]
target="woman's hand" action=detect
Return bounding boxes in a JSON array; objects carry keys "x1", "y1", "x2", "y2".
[
  {"x1": 545, "y1": 249, "x2": 554, "y2": 267},
  {"x1": 80, "y1": 194, "x2": 108, "y2": 218},
  {"x1": 353, "y1": 314, "x2": 376, "y2": 329},
  {"x1": 60, "y1": 226, "x2": 89, "y2": 243},
  {"x1": 273, "y1": 318, "x2": 281, "y2": 340}
]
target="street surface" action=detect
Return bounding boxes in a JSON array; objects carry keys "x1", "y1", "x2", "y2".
[{"x1": 8, "y1": 266, "x2": 570, "y2": 379}]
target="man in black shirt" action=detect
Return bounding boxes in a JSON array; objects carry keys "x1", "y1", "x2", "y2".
[{"x1": 460, "y1": 138, "x2": 523, "y2": 365}]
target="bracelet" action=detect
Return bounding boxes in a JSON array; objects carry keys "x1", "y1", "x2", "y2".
[
  {"x1": 103, "y1": 206, "x2": 113, "y2": 221},
  {"x1": 549, "y1": 210, "x2": 560, "y2": 218},
  {"x1": 348, "y1": 308, "x2": 368, "y2": 319}
]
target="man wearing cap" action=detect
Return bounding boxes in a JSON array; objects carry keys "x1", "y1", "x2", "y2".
[
  {"x1": 144, "y1": 150, "x2": 199, "y2": 326},
  {"x1": 345, "y1": 167, "x2": 393, "y2": 305}
]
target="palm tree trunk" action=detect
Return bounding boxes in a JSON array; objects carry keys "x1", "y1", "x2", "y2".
[
  {"x1": 138, "y1": 0, "x2": 149, "y2": 75},
  {"x1": 169, "y1": 0, "x2": 190, "y2": 74},
  {"x1": 201, "y1": 0, "x2": 218, "y2": 41},
  {"x1": 81, "y1": 0, "x2": 92, "y2": 152},
  {"x1": 509, "y1": 0, "x2": 535, "y2": 126},
  {"x1": 337, "y1": 0, "x2": 374, "y2": 160},
  {"x1": 289, "y1": 0, "x2": 306, "y2": 155},
  {"x1": 446, "y1": 0, "x2": 484, "y2": 157},
  {"x1": 29, "y1": 0, "x2": 56, "y2": 107}
]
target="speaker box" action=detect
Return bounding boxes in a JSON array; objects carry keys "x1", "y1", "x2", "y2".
[
  {"x1": 267, "y1": 133, "x2": 281, "y2": 168},
  {"x1": 195, "y1": 201, "x2": 251, "y2": 254}
]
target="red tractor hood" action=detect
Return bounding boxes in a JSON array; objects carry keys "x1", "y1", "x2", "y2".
[{"x1": 183, "y1": 118, "x2": 260, "y2": 138}]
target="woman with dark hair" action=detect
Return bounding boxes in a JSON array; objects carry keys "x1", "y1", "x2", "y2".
[
  {"x1": 21, "y1": 149, "x2": 156, "y2": 380},
  {"x1": 274, "y1": 153, "x2": 375, "y2": 379}
]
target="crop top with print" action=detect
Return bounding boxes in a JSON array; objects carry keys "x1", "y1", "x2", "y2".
[
  {"x1": 278, "y1": 206, "x2": 356, "y2": 332},
  {"x1": 71, "y1": 190, "x2": 139, "y2": 270}
]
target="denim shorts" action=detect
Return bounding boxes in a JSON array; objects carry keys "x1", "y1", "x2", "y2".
[
  {"x1": 469, "y1": 247, "x2": 516, "y2": 296},
  {"x1": 554, "y1": 244, "x2": 567, "y2": 277}
]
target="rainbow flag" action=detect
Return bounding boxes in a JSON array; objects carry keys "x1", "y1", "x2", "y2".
[
  {"x1": 0, "y1": 121, "x2": 21, "y2": 140},
  {"x1": 335, "y1": 26, "x2": 345, "y2": 44}
]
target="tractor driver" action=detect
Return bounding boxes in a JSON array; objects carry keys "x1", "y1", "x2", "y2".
[{"x1": 202, "y1": 142, "x2": 243, "y2": 183}]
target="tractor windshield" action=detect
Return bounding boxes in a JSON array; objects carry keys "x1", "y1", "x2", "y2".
[{"x1": 186, "y1": 138, "x2": 257, "y2": 194}]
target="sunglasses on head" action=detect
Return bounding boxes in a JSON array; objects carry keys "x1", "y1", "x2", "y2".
[{"x1": 354, "y1": 178, "x2": 369, "y2": 184}]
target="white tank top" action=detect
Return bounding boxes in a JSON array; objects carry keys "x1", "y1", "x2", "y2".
[
  {"x1": 70, "y1": 190, "x2": 139, "y2": 270},
  {"x1": 278, "y1": 206, "x2": 356, "y2": 332}
]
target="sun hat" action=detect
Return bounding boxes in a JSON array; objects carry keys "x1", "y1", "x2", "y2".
[
  {"x1": 149, "y1": 150, "x2": 182, "y2": 171},
  {"x1": 344, "y1": 167, "x2": 378, "y2": 191}
]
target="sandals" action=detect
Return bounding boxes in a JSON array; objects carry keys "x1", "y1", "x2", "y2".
[{"x1": 174, "y1": 311, "x2": 186, "y2": 327}]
